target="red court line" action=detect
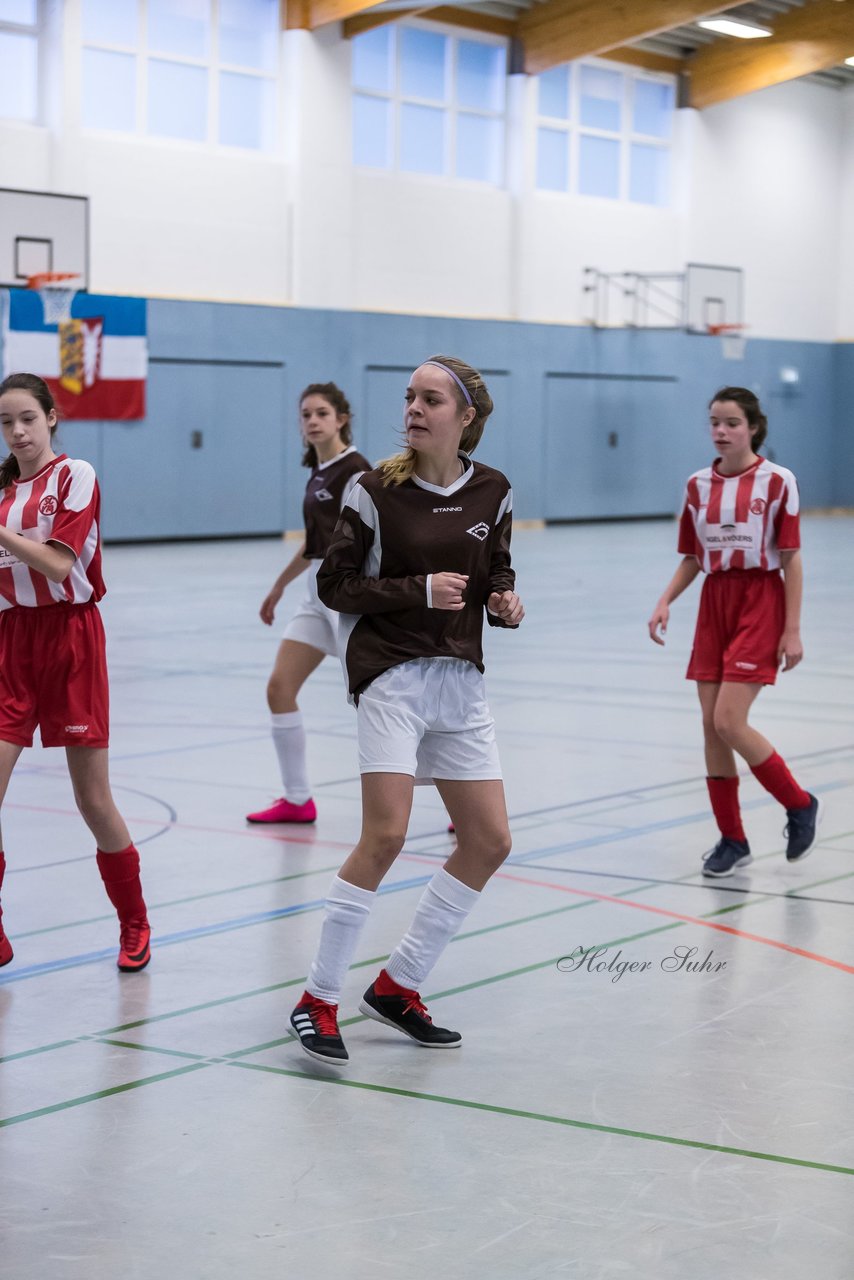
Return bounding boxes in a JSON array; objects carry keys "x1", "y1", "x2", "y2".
[
  {"x1": 4, "y1": 803, "x2": 353, "y2": 850},
  {"x1": 398, "y1": 852, "x2": 854, "y2": 976}
]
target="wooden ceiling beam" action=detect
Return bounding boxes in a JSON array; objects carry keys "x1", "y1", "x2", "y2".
[
  {"x1": 600, "y1": 45, "x2": 686, "y2": 75},
  {"x1": 342, "y1": 7, "x2": 423, "y2": 37},
  {"x1": 287, "y1": 0, "x2": 389, "y2": 32},
  {"x1": 416, "y1": 6, "x2": 517, "y2": 38},
  {"x1": 687, "y1": 0, "x2": 854, "y2": 108},
  {"x1": 518, "y1": 0, "x2": 732, "y2": 74}
]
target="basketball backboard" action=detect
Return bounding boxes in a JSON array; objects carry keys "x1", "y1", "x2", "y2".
[{"x1": 0, "y1": 187, "x2": 89, "y2": 290}]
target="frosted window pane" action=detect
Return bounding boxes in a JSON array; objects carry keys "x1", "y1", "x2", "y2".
[
  {"x1": 630, "y1": 143, "x2": 669, "y2": 205},
  {"x1": 0, "y1": 0, "x2": 37, "y2": 23},
  {"x1": 538, "y1": 66, "x2": 569, "y2": 120},
  {"x1": 0, "y1": 31, "x2": 36, "y2": 120},
  {"x1": 456, "y1": 113, "x2": 502, "y2": 183},
  {"x1": 536, "y1": 127, "x2": 568, "y2": 191},
  {"x1": 219, "y1": 71, "x2": 275, "y2": 149},
  {"x1": 148, "y1": 0, "x2": 209, "y2": 59},
  {"x1": 633, "y1": 79, "x2": 673, "y2": 138},
  {"x1": 400, "y1": 102, "x2": 444, "y2": 173},
  {"x1": 353, "y1": 93, "x2": 391, "y2": 168},
  {"x1": 82, "y1": 47, "x2": 136, "y2": 131},
  {"x1": 456, "y1": 40, "x2": 504, "y2": 113},
  {"x1": 82, "y1": 0, "x2": 137, "y2": 46},
  {"x1": 148, "y1": 59, "x2": 207, "y2": 140},
  {"x1": 352, "y1": 27, "x2": 392, "y2": 93},
  {"x1": 580, "y1": 65, "x2": 621, "y2": 132},
  {"x1": 220, "y1": 0, "x2": 278, "y2": 72},
  {"x1": 400, "y1": 28, "x2": 446, "y2": 102},
  {"x1": 579, "y1": 134, "x2": 619, "y2": 198}
]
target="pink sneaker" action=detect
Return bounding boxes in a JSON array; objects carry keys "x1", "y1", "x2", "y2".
[{"x1": 246, "y1": 797, "x2": 317, "y2": 824}]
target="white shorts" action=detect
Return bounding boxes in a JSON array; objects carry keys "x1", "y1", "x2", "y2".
[
  {"x1": 281, "y1": 561, "x2": 339, "y2": 658},
  {"x1": 357, "y1": 657, "x2": 502, "y2": 782}
]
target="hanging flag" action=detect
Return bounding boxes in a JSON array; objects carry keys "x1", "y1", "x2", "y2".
[{"x1": 1, "y1": 289, "x2": 147, "y2": 420}]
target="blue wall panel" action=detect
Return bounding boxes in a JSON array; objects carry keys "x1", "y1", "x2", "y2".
[{"x1": 6, "y1": 295, "x2": 848, "y2": 540}]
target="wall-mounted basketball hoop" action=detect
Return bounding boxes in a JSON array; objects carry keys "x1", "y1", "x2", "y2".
[{"x1": 26, "y1": 271, "x2": 80, "y2": 325}]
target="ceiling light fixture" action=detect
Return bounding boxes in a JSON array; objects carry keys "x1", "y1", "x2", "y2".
[
  {"x1": 845, "y1": 56, "x2": 854, "y2": 67},
  {"x1": 697, "y1": 18, "x2": 773, "y2": 38}
]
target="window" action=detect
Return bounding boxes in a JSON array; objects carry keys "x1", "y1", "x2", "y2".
[
  {"x1": 535, "y1": 60, "x2": 675, "y2": 206},
  {"x1": 0, "y1": 0, "x2": 40, "y2": 123},
  {"x1": 352, "y1": 22, "x2": 507, "y2": 185},
  {"x1": 80, "y1": 0, "x2": 279, "y2": 150}
]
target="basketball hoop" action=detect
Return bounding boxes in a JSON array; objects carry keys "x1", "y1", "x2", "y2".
[
  {"x1": 707, "y1": 322, "x2": 747, "y2": 361},
  {"x1": 26, "y1": 271, "x2": 80, "y2": 325}
]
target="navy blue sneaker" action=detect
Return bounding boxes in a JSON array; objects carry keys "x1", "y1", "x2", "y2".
[
  {"x1": 784, "y1": 794, "x2": 820, "y2": 862},
  {"x1": 702, "y1": 837, "x2": 752, "y2": 878}
]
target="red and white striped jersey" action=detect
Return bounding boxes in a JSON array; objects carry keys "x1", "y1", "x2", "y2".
[
  {"x1": 678, "y1": 456, "x2": 800, "y2": 574},
  {"x1": 0, "y1": 454, "x2": 105, "y2": 609}
]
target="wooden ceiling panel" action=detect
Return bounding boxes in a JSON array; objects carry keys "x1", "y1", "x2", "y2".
[{"x1": 688, "y1": 0, "x2": 854, "y2": 107}]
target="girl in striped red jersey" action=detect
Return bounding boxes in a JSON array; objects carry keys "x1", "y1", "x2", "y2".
[
  {"x1": 0, "y1": 373, "x2": 150, "y2": 972},
  {"x1": 649, "y1": 386, "x2": 819, "y2": 878}
]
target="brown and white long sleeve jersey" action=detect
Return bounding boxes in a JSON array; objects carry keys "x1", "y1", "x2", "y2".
[
  {"x1": 303, "y1": 445, "x2": 372, "y2": 559},
  {"x1": 316, "y1": 454, "x2": 517, "y2": 700}
]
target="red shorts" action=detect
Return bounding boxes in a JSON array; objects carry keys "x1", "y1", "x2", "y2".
[
  {"x1": 687, "y1": 569, "x2": 785, "y2": 686},
  {"x1": 0, "y1": 600, "x2": 110, "y2": 748}
]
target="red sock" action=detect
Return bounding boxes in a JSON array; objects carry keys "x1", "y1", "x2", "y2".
[
  {"x1": 706, "y1": 777, "x2": 746, "y2": 842},
  {"x1": 750, "y1": 751, "x2": 810, "y2": 811},
  {"x1": 374, "y1": 967, "x2": 416, "y2": 997},
  {"x1": 0, "y1": 850, "x2": 11, "y2": 962},
  {"x1": 96, "y1": 844, "x2": 148, "y2": 925}
]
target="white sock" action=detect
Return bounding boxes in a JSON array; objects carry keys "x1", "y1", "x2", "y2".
[
  {"x1": 306, "y1": 876, "x2": 376, "y2": 1005},
  {"x1": 385, "y1": 868, "x2": 480, "y2": 991},
  {"x1": 271, "y1": 711, "x2": 311, "y2": 805}
]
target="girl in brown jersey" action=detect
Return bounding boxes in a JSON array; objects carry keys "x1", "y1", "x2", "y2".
[
  {"x1": 289, "y1": 356, "x2": 524, "y2": 1065},
  {"x1": 246, "y1": 383, "x2": 370, "y2": 825}
]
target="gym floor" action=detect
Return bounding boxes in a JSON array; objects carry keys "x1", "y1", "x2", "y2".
[{"x1": 1, "y1": 517, "x2": 852, "y2": 1280}]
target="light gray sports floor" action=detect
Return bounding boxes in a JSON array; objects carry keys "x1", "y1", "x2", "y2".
[{"x1": 1, "y1": 517, "x2": 853, "y2": 1280}]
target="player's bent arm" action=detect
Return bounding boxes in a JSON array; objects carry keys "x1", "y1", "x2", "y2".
[
  {"x1": 0, "y1": 527, "x2": 76, "y2": 583},
  {"x1": 316, "y1": 509, "x2": 429, "y2": 614},
  {"x1": 648, "y1": 556, "x2": 700, "y2": 644},
  {"x1": 273, "y1": 540, "x2": 311, "y2": 592}
]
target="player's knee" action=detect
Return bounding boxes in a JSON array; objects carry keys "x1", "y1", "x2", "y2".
[
  {"x1": 712, "y1": 707, "x2": 743, "y2": 745},
  {"x1": 73, "y1": 789, "x2": 113, "y2": 826},
  {"x1": 359, "y1": 826, "x2": 407, "y2": 869},
  {"x1": 462, "y1": 825, "x2": 511, "y2": 871}
]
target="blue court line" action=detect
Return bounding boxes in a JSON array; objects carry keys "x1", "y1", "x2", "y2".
[
  {"x1": 2, "y1": 783, "x2": 849, "y2": 984},
  {"x1": 0, "y1": 874, "x2": 433, "y2": 984}
]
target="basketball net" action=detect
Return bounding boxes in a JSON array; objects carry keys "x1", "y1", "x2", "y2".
[
  {"x1": 26, "y1": 272, "x2": 80, "y2": 326},
  {"x1": 707, "y1": 322, "x2": 747, "y2": 361}
]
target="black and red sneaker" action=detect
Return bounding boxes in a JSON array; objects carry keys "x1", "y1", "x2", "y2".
[
  {"x1": 118, "y1": 919, "x2": 151, "y2": 971},
  {"x1": 290, "y1": 992, "x2": 349, "y2": 1064},
  {"x1": 360, "y1": 973, "x2": 461, "y2": 1048}
]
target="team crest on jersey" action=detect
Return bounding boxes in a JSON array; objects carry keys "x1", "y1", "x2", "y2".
[
  {"x1": 750, "y1": 498, "x2": 767, "y2": 515},
  {"x1": 39, "y1": 495, "x2": 58, "y2": 515},
  {"x1": 314, "y1": 488, "x2": 333, "y2": 502},
  {"x1": 466, "y1": 522, "x2": 490, "y2": 541}
]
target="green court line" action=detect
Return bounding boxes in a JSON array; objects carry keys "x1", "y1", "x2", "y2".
[
  {"x1": 94, "y1": 1038, "x2": 209, "y2": 1062},
  {"x1": 226, "y1": 1059, "x2": 854, "y2": 1179},
  {"x1": 13, "y1": 863, "x2": 343, "y2": 940},
  {"x1": 0, "y1": 1062, "x2": 209, "y2": 1129}
]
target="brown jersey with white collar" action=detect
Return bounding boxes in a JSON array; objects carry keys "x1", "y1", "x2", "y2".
[
  {"x1": 303, "y1": 446, "x2": 372, "y2": 559},
  {"x1": 316, "y1": 454, "x2": 516, "y2": 699}
]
